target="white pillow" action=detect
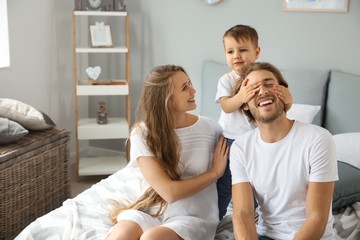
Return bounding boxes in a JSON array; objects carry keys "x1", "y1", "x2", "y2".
[
  {"x1": 286, "y1": 103, "x2": 321, "y2": 123},
  {"x1": 0, "y1": 98, "x2": 55, "y2": 131},
  {"x1": 333, "y1": 132, "x2": 360, "y2": 169}
]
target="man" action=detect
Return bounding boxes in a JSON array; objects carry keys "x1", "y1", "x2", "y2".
[{"x1": 230, "y1": 62, "x2": 338, "y2": 240}]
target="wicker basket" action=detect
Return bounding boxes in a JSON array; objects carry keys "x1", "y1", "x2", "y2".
[{"x1": 0, "y1": 127, "x2": 71, "y2": 240}]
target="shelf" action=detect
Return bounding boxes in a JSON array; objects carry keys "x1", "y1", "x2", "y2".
[
  {"x1": 79, "y1": 155, "x2": 128, "y2": 176},
  {"x1": 74, "y1": 11, "x2": 128, "y2": 17},
  {"x1": 73, "y1": 9, "x2": 130, "y2": 180},
  {"x1": 75, "y1": 47, "x2": 128, "y2": 53},
  {"x1": 78, "y1": 118, "x2": 129, "y2": 140},
  {"x1": 77, "y1": 80, "x2": 129, "y2": 95}
]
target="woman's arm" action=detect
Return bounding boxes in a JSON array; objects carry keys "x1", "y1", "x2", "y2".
[{"x1": 137, "y1": 136, "x2": 228, "y2": 203}]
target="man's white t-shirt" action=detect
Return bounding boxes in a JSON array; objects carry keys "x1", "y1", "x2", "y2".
[
  {"x1": 230, "y1": 121, "x2": 338, "y2": 240},
  {"x1": 215, "y1": 71, "x2": 256, "y2": 139}
]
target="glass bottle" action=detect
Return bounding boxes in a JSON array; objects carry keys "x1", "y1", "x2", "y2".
[{"x1": 97, "y1": 101, "x2": 108, "y2": 124}]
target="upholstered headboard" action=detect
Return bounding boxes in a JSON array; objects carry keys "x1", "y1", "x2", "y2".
[
  {"x1": 280, "y1": 69, "x2": 329, "y2": 126},
  {"x1": 324, "y1": 70, "x2": 360, "y2": 134},
  {"x1": 200, "y1": 60, "x2": 229, "y2": 121},
  {"x1": 199, "y1": 59, "x2": 360, "y2": 134}
]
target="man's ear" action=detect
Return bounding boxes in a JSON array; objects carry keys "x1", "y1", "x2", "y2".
[{"x1": 243, "y1": 103, "x2": 249, "y2": 111}]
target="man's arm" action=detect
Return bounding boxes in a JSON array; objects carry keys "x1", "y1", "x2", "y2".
[
  {"x1": 294, "y1": 181, "x2": 335, "y2": 240},
  {"x1": 232, "y1": 182, "x2": 258, "y2": 240}
]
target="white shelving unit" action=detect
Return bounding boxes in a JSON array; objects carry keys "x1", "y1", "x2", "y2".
[{"x1": 72, "y1": 10, "x2": 130, "y2": 180}]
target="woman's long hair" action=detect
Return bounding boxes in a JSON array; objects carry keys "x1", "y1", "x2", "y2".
[{"x1": 110, "y1": 65, "x2": 186, "y2": 224}]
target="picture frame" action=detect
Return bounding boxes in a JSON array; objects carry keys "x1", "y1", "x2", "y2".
[
  {"x1": 200, "y1": 0, "x2": 222, "y2": 5},
  {"x1": 283, "y1": 0, "x2": 349, "y2": 12},
  {"x1": 89, "y1": 22, "x2": 113, "y2": 48}
]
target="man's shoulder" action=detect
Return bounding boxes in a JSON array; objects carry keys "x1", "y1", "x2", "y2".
[
  {"x1": 294, "y1": 121, "x2": 331, "y2": 136},
  {"x1": 293, "y1": 121, "x2": 332, "y2": 143},
  {"x1": 233, "y1": 127, "x2": 258, "y2": 145}
]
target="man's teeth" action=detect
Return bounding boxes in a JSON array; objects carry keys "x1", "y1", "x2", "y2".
[{"x1": 259, "y1": 100, "x2": 273, "y2": 107}]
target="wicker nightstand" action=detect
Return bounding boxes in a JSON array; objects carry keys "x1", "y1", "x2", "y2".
[{"x1": 0, "y1": 127, "x2": 71, "y2": 240}]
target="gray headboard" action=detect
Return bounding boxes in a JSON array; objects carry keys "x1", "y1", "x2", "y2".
[
  {"x1": 324, "y1": 70, "x2": 360, "y2": 134},
  {"x1": 200, "y1": 60, "x2": 360, "y2": 134},
  {"x1": 281, "y1": 69, "x2": 329, "y2": 126},
  {"x1": 200, "y1": 60, "x2": 229, "y2": 121}
]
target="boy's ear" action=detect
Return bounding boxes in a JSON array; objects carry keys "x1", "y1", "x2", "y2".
[
  {"x1": 255, "y1": 46, "x2": 261, "y2": 60},
  {"x1": 243, "y1": 103, "x2": 249, "y2": 111}
]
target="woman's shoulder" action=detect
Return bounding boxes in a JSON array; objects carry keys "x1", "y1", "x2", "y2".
[
  {"x1": 130, "y1": 122, "x2": 147, "y2": 138},
  {"x1": 198, "y1": 115, "x2": 216, "y2": 124},
  {"x1": 198, "y1": 116, "x2": 222, "y2": 134}
]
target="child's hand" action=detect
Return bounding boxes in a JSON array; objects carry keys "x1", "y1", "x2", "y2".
[
  {"x1": 236, "y1": 78, "x2": 260, "y2": 105},
  {"x1": 274, "y1": 85, "x2": 293, "y2": 112},
  {"x1": 211, "y1": 136, "x2": 229, "y2": 179}
]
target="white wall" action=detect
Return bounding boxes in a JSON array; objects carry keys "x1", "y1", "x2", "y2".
[
  {"x1": 0, "y1": 0, "x2": 359, "y2": 158},
  {"x1": 128, "y1": 0, "x2": 360, "y2": 96},
  {"x1": 0, "y1": 0, "x2": 75, "y2": 148}
]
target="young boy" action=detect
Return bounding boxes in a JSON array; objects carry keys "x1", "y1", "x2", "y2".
[{"x1": 215, "y1": 25, "x2": 292, "y2": 220}]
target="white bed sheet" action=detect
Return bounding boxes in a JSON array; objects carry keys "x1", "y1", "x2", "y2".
[{"x1": 15, "y1": 164, "x2": 360, "y2": 240}]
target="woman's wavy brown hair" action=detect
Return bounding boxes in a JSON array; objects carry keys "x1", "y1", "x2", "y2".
[{"x1": 110, "y1": 65, "x2": 187, "y2": 224}]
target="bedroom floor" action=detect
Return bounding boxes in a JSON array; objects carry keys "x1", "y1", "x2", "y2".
[{"x1": 70, "y1": 162, "x2": 109, "y2": 198}]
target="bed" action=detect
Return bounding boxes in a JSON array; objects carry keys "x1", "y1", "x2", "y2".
[{"x1": 15, "y1": 60, "x2": 360, "y2": 240}]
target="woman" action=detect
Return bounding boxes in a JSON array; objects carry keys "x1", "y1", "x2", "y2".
[{"x1": 106, "y1": 65, "x2": 228, "y2": 240}]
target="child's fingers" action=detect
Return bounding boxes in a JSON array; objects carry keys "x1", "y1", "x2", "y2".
[
  {"x1": 241, "y1": 78, "x2": 249, "y2": 87},
  {"x1": 277, "y1": 93, "x2": 285, "y2": 101},
  {"x1": 274, "y1": 88, "x2": 285, "y2": 99},
  {"x1": 248, "y1": 85, "x2": 260, "y2": 96},
  {"x1": 248, "y1": 81, "x2": 260, "y2": 90},
  {"x1": 273, "y1": 85, "x2": 281, "y2": 92},
  {"x1": 274, "y1": 86, "x2": 292, "y2": 103},
  {"x1": 242, "y1": 87, "x2": 259, "y2": 103},
  {"x1": 273, "y1": 86, "x2": 284, "y2": 96}
]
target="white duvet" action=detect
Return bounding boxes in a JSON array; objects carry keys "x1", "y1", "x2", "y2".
[{"x1": 15, "y1": 164, "x2": 359, "y2": 240}]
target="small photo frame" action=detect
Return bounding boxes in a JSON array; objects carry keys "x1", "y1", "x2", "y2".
[
  {"x1": 201, "y1": 0, "x2": 222, "y2": 5},
  {"x1": 89, "y1": 22, "x2": 113, "y2": 48},
  {"x1": 283, "y1": 0, "x2": 349, "y2": 12}
]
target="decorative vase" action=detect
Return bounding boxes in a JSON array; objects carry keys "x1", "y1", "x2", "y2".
[{"x1": 97, "y1": 101, "x2": 108, "y2": 124}]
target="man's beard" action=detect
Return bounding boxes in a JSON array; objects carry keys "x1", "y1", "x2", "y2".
[{"x1": 248, "y1": 97, "x2": 285, "y2": 124}]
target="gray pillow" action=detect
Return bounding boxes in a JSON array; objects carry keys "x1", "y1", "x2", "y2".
[
  {"x1": 333, "y1": 161, "x2": 360, "y2": 210},
  {"x1": 0, "y1": 117, "x2": 29, "y2": 144}
]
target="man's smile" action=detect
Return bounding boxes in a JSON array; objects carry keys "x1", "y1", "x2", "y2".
[{"x1": 258, "y1": 97, "x2": 274, "y2": 107}]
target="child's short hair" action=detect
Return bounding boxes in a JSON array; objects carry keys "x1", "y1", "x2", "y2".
[{"x1": 223, "y1": 24, "x2": 258, "y2": 48}]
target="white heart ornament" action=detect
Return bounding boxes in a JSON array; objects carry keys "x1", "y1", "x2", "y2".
[{"x1": 86, "y1": 66, "x2": 101, "y2": 80}]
